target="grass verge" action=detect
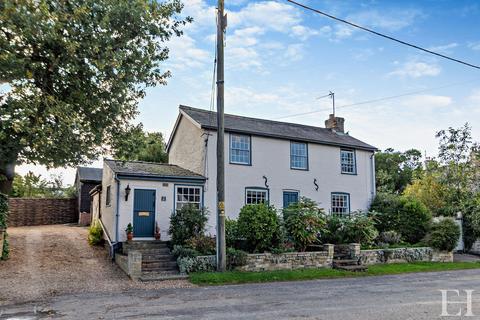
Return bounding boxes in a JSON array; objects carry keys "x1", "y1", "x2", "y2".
[{"x1": 189, "y1": 261, "x2": 480, "y2": 286}]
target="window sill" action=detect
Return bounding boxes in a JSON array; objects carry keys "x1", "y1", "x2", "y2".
[
  {"x1": 229, "y1": 161, "x2": 252, "y2": 166},
  {"x1": 290, "y1": 167, "x2": 309, "y2": 171}
]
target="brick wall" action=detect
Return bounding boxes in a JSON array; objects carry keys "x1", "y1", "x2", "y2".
[{"x1": 7, "y1": 198, "x2": 78, "y2": 227}]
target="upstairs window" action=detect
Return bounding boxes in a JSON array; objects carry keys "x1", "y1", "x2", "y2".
[
  {"x1": 331, "y1": 193, "x2": 350, "y2": 215},
  {"x1": 230, "y1": 134, "x2": 251, "y2": 165},
  {"x1": 341, "y1": 149, "x2": 356, "y2": 174},
  {"x1": 290, "y1": 142, "x2": 308, "y2": 170},
  {"x1": 245, "y1": 188, "x2": 268, "y2": 205}
]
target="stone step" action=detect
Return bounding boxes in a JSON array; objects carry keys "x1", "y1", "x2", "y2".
[
  {"x1": 142, "y1": 266, "x2": 179, "y2": 272},
  {"x1": 142, "y1": 255, "x2": 176, "y2": 263},
  {"x1": 139, "y1": 271, "x2": 188, "y2": 282},
  {"x1": 334, "y1": 265, "x2": 368, "y2": 272},
  {"x1": 142, "y1": 261, "x2": 178, "y2": 269},
  {"x1": 123, "y1": 241, "x2": 169, "y2": 254},
  {"x1": 333, "y1": 259, "x2": 359, "y2": 266}
]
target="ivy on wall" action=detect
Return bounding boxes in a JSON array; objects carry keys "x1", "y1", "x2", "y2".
[{"x1": 0, "y1": 193, "x2": 9, "y2": 260}]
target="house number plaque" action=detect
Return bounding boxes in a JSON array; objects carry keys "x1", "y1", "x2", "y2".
[{"x1": 139, "y1": 211, "x2": 150, "y2": 217}]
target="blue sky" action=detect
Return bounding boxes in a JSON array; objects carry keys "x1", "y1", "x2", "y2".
[{"x1": 19, "y1": 0, "x2": 480, "y2": 184}]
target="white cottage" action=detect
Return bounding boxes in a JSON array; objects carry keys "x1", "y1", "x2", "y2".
[
  {"x1": 99, "y1": 159, "x2": 206, "y2": 242},
  {"x1": 167, "y1": 105, "x2": 377, "y2": 235}
]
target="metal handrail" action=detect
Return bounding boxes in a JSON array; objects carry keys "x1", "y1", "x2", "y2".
[{"x1": 97, "y1": 218, "x2": 116, "y2": 258}]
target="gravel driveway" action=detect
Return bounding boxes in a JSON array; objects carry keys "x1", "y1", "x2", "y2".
[{"x1": 0, "y1": 225, "x2": 192, "y2": 305}]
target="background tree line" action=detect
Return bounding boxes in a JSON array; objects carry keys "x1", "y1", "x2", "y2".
[{"x1": 374, "y1": 123, "x2": 480, "y2": 249}]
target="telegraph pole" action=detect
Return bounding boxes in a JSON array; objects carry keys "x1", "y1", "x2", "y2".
[{"x1": 216, "y1": 0, "x2": 227, "y2": 272}]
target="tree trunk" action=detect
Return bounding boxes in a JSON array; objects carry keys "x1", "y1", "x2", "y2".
[{"x1": 0, "y1": 163, "x2": 15, "y2": 195}]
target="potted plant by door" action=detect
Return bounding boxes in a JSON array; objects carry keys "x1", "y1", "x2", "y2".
[
  {"x1": 154, "y1": 222, "x2": 161, "y2": 240},
  {"x1": 125, "y1": 223, "x2": 133, "y2": 241}
]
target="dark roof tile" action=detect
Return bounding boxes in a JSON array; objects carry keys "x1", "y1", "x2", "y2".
[
  {"x1": 104, "y1": 159, "x2": 205, "y2": 179},
  {"x1": 179, "y1": 105, "x2": 376, "y2": 151}
]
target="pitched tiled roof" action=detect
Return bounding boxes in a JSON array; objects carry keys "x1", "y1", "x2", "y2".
[
  {"x1": 179, "y1": 105, "x2": 376, "y2": 151},
  {"x1": 77, "y1": 167, "x2": 103, "y2": 182},
  {"x1": 104, "y1": 159, "x2": 205, "y2": 180}
]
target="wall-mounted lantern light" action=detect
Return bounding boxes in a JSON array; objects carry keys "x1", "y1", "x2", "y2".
[{"x1": 125, "y1": 184, "x2": 131, "y2": 201}]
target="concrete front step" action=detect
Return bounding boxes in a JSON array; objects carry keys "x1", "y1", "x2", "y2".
[
  {"x1": 142, "y1": 266, "x2": 179, "y2": 273},
  {"x1": 139, "y1": 271, "x2": 188, "y2": 282}
]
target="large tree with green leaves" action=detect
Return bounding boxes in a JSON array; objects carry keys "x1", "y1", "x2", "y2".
[
  {"x1": 110, "y1": 124, "x2": 168, "y2": 163},
  {"x1": 0, "y1": 0, "x2": 190, "y2": 193},
  {"x1": 375, "y1": 148, "x2": 423, "y2": 194}
]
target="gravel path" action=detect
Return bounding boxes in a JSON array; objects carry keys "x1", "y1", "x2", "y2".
[{"x1": 0, "y1": 224, "x2": 193, "y2": 305}]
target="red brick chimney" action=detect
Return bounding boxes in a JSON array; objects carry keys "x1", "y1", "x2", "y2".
[{"x1": 325, "y1": 114, "x2": 345, "y2": 133}]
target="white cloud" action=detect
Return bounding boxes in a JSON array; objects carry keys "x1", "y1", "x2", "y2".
[
  {"x1": 389, "y1": 61, "x2": 441, "y2": 78},
  {"x1": 428, "y1": 43, "x2": 458, "y2": 54},
  {"x1": 347, "y1": 9, "x2": 423, "y2": 31},
  {"x1": 402, "y1": 95, "x2": 452, "y2": 108},
  {"x1": 469, "y1": 89, "x2": 480, "y2": 104},
  {"x1": 284, "y1": 43, "x2": 304, "y2": 62},
  {"x1": 228, "y1": 1, "x2": 301, "y2": 33},
  {"x1": 332, "y1": 9, "x2": 423, "y2": 40},
  {"x1": 468, "y1": 41, "x2": 480, "y2": 51},
  {"x1": 166, "y1": 35, "x2": 210, "y2": 70}
]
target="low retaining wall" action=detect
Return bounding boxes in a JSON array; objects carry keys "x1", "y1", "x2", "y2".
[
  {"x1": 236, "y1": 244, "x2": 334, "y2": 272},
  {"x1": 8, "y1": 198, "x2": 77, "y2": 227},
  {"x1": 358, "y1": 247, "x2": 453, "y2": 265}
]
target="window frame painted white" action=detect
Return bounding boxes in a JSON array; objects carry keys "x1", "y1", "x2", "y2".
[
  {"x1": 340, "y1": 149, "x2": 356, "y2": 174},
  {"x1": 290, "y1": 141, "x2": 308, "y2": 170},
  {"x1": 229, "y1": 133, "x2": 252, "y2": 165},
  {"x1": 174, "y1": 185, "x2": 203, "y2": 210},
  {"x1": 245, "y1": 187, "x2": 269, "y2": 205},
  {"x1": 331, "y1": 192, "x2": 350, "y2": 215}
]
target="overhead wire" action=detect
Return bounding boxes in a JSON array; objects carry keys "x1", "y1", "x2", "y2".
[
  {"x1": 285, "y1": 0, "x2": 480, "y2": 70},
  {"x1": 274, "y1": 78, "x2": 480, "y2": 120}
]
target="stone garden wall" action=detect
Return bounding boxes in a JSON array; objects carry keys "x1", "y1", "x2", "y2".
[
  {"x1": 236, "y1": 244, "x2": 334, "y2": 272},
  {"x1": 358, "y1": 247, "x2": 453, "y2": 265}
]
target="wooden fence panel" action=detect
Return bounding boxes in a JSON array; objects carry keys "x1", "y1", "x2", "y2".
[{"x1": 7, "y1": 198, "x2": 78, "y2": 227}]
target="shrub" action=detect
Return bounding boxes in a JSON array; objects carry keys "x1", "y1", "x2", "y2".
[
  {"x1": 0, "y1": 193, "x2": 9, "y2": 260},
  {"x1": 319, "y1": 215, "x2": 348, "y2": 244},
  {"x1": 342, "y1": 213, "x2": 378, "y2": 246},
  {"x1": 169, "y1": 204, "x2": 208, "y2": 246},
  {"x1": 237, "y1": 204, "x2": 282, "y2": 253},
  {"x1": 370, "y1": 193, "x2": 432, "y2": 244},
  {"x1": 225, "y1": 218, "x2": 239, "y2": 248},
  {"x1": 226, "y1": 248, "x2": 248, "y2": 270},
  {"x1": 427, "y1": 218, "x2": 460, "y2": 251},
  {"x1": 377, "y1": 231, "x2": 402, "y2": 245},
  {"x1": 283, "y1": 197, "x2": 326, "y2": 251},
  {"x1": 172, "y1": 245, "x2": 199, "y2": 258},
  {"x1": 177, "y1": 256, "x2": 216, "y2": 274},
  {"x1": 185, "y1": 234, "x2": 216, "y2": 255},
  {"x1": 88, "y1": 219, "x2": 104, "y2": 246}
]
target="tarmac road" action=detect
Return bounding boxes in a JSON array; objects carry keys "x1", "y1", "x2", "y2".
[{"x1": 3, "y1": 269, "x2": 480, "y2": 319}]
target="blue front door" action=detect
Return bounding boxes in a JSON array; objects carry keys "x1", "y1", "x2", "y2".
[
  {"x1": 283, "y1": 191, "x2": 299, "y2": 208},
  {"x1": 133, "y1": 189, "x2": 156, "y2": 237}
]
